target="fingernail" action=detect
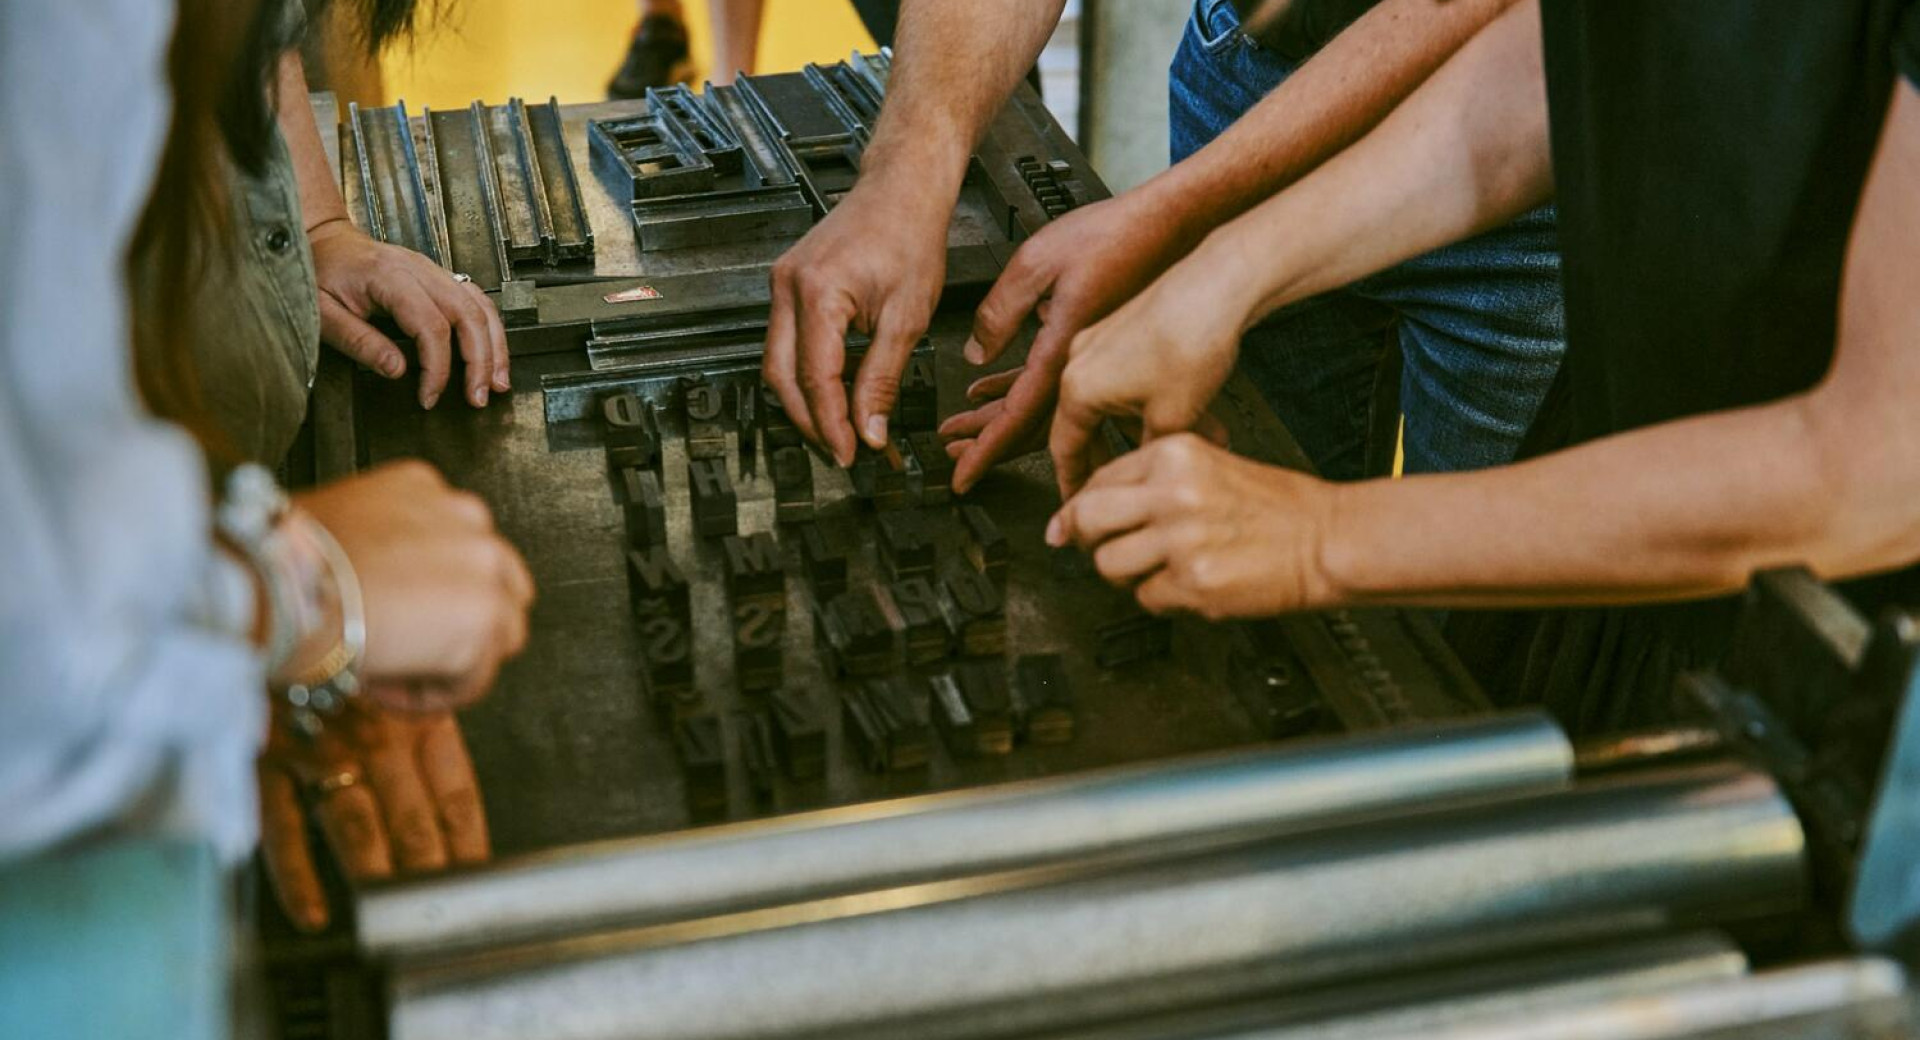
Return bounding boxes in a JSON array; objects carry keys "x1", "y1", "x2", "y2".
[
  {"x1": 381, "y1": 355, "x2": 406, "y2": 378},
  {"x1": 1045, "y1": 515, "x2": 1065, "y2": 547},
  {"x1": 422, "y1": 390, "x2": 441, "y2": 410},
  {"x1": 472, "y1": 386, "x2": 489, "y2": 408},
  {"x1": 963, "y1": 338, "x2": 985, "y2": 365},
  {"x1": 864, "y1": 414, "x2": 888, "y2": 447}
]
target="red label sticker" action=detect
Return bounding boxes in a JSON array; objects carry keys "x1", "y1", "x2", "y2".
[{"x1": 603, "y1": 285, "x2": 664, "y2": 304}]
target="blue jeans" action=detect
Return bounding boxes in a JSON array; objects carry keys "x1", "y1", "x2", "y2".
[{"x1": 1170, "y1": 0, "x2": 1565, "y2": 479}]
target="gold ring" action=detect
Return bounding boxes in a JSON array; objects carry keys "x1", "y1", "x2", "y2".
[{"x1": 314, "y1": 771, "x2": 360, "y2": 796}]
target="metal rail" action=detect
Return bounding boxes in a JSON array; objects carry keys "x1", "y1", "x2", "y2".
[
  {"x1": 360, "y1": 713, "x2": 1573, "y2": 963},
  {"x1": 387, "y1": 764, "x2": 1804, "y2": 1040}
]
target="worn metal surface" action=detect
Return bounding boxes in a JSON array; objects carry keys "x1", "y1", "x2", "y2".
[
  {"x1": 358, "y1": 712, "x2": 1572, "y2": 962},
  {"x1": 1027, "y1": 932, "x2": 1750, "y2": 1040},
  {"x1": 387, "y1": 765, "x2": 1806, "y2": 1040},
  {"x1": 349, "y1": 100, "x2": 442, "y2": 265},
  {"x1": 423, "y1": 105, "x2": 511, "y2": 291}
]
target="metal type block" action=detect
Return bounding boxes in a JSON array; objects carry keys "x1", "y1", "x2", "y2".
[
  {"x1": 760, "y1": 383, "x2": 803, "y2": 451},
  {"x1": 637, "y1": 614, "x2": 696, "y2": 712},
  {"x1": 625, "y1": 546, "x2": 690, "y2": 622},
  {"x1": 349, "y1": 101, "x2": 444, "y2": 266},
  {"x1": 950, "y1": 661, "x2": 1015, "y2": 756},
  {"x1": 732, "y1": 599, "x2": 785, "y2": 693},
  {"x1": 423, "y1": 105, "x2": 510, "y2": 290},
  {"x1": 898, "y1": 354, "x2": 938, "y2": 432},
  {"x1": 602, "y1": 391, "x2": 661, "y2": 454},
  {"x1": 683, "y1": 379, "x2": 724, "y2": 421},
  {"x1": 1229, "y1": 628, "x2": 1324, "y2": 741},
  {"x1": 795, "y1": 522, "x2": 847, "y2": 598},
  {"x1": 843, "y1": 676, "x2": 931, "y2": 773},
  {"x1": 1095, "y1": 613, "x2": 1173, "y2": 669},
  {"x1": 686, "y1": 422, "x2": 728, "y2": 460},
  {"x1": 770, "y1": 447, "x2": 814, "y2": 525},
  {"x1": 736, "y1": 384, "x2": 760, "y2": 479},
  {"x1": 480, "y1": 98, "x2": 558, "y2": 263},
  {"x1": 1013, "y1": 653, "x2": 1074, "y2": 744},
  {"x1": 939, "y1": 562, "x2": 1007, "y2": 657},
  {"x1": 766, "y1": 688, "x2": 826, "y2": 780},
  {"x1": 877, "y1": 509, "x2": 936, "y2": 580},
  {"x1": 735, "y1": 712, "x2": 778, "y2": 806},
  {"x1": 888, "y1": 577, "x2": 951, "y2": 665},
  {"x1": 960, "y1": 504, "x2": 1009, "y2": 583},
  {"x1": 673, "y1": 714, "x2": 727, "y2": 819},
  {"x1": 604, "y1": 444, "x2": 649, "y2": 482},
  {"x1": 619, "y1": 468, "x2": 668, "y2": 550},
  {"x1": 815, "y1": 586, "x2": 903, "y2": 677},
  {"x1": 688, "y1": 458, "x2": 737, "y2": 538},
  {"x1": 904, "y1": 430, "x2": 952, "y2": 505},
  {"x1": 630, "y1": 189, "x2": 814, "y2": 253},
  {"x1": 498, "y1": 279, "x2": 538, "y2": 326},
  {"x1": 525, "y1": 96, "x2": 595, "y2": 262},
  {"x1": 927, "y1": 672, "x2": 978, "y2": 758},
  {"x1": 722, "y1": 533, "x2": 785, "y2": 603}
]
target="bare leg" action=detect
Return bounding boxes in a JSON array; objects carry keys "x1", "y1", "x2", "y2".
[{"x1": 707, "y1": 0, "x2": 764, "y2": 85}]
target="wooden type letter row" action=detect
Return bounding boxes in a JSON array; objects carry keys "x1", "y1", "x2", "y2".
[
  {"x1": 628, "y1": 547, "x2": 695, "y2": 713},
  {"x1": 842, "y1": 675, "x2": 931, "y2": 773},
  {"x1": 684, "y1": 378, "x2": 727, "y2": 460},
  {"x1": 814, "y1": 585, "x2": 903, "y2": 677},
  {"x1": 620, "y1": 467, "x2": 668, "y2": 549},
  {"x1": 939, "y1": 562, "x2": 1006, "y2": 657},
  {"x1": 689, "y1": 457, "x2": 737, "y2": 538}
]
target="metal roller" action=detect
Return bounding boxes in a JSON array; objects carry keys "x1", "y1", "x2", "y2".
[
  {"x1": 389, "y1": 764, "x2": 1805, "y2": 1040},
  {"x1": 361, "y1": 713, "x2": 1574, "y2": 961}
]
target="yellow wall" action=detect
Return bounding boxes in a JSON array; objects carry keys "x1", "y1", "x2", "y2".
[{"x1": 381, "y1": 1, "x2": 877, "y2": 108}]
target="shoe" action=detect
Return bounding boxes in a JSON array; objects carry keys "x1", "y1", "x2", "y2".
[{"x1": 608, "y1": 14, "x2": 692, "y2": 99}]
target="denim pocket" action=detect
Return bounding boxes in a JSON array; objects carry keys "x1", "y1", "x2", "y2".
[{"x1": 1190, "y1": 0, "x2": 1245, "y2": 54}]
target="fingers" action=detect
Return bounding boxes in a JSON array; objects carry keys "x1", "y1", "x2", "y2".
[
  {"x1": 1049, "y1": 380, "x2": 1105, "y2": 501},
  {"x1": 258, "y1": 764, "x2": 329, "y2": 932},
  {"x1": 967, "y1": 251, "x2": 1049, "y2": 365},
  {"x1": 762, "y1": 274, "x2": 821, "y2": 451},
  {"x1": 371, "y1": 274, "x2": 455, "y2": 409},
  {"x1": 464, "y1": 282, "x2": 511, "y2": 393},
  {"x1": 412, "y1": 273, "x2": 498, "y2": 409},
  {"x1": 851, "y1": 307, "x2": 926, "y2": 450},
  {"x1": 1050, "y1": 484, "x2": 1158, "y2": 551},
  {"x1": 797, "y1": 297, "x2": 857, "y2": 466},
  {"x1": 362, "y1": 718, "x2": 449, "y2": 873},
  {"x1": 938, "y1": 400, "x2": 1001, "y2": 444},
  {"x1": 314, "y1": 774, "x2": 395, "y2": 883},
  {"x1": 419, "y1": 716, "x2": 490, "y2": 865},
  {"x1": 318, "y1": 291, "x2": 408, "y2": 380},
  {"x1": 951, "y1": 349, "x2": 1063, "y2": 494},
  {"x1": 964, "y1": 367, "x2": 1024, "y2": 404}
]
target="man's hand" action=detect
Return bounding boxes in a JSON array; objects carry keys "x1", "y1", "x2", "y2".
[
  {"x1": 941, "y1": 191, "x2": 1202, "y2": 493},
  {"x1": 762, "y1": 187, "x2": 950, "y2": 466},
  {"x1": 1048, "y1": 249, "x2": 1254, "y2": 498},
  {"x1": 258, "y1": 703, "x2": 488, "y2": 932},
  {"x1": 1046, "y1": 433, "x2": 1338, "y2": 619},
  {"x1": 293, "y1": 461, "x2": 535, "y2": 713},
  {"x1": 310, "y1": 220, "x2": 509, "y2": 410}
]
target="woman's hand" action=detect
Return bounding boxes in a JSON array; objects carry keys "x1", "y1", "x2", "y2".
[
  {"x1": 293, "y1": 460, "x2": 535, "y2": 713},
  {"x1": 310, "y1": 219, "x2": 509, "y2": 410},
  {"x1": 257, "y1": 702, "x2": 488, "y2": 932},
  {"x1": 1048, "y1": 246, "x2": 1257, "y2": 499},
  {"x1": 1046, "y1": 433, "x2": 1340, "y2": 620}
]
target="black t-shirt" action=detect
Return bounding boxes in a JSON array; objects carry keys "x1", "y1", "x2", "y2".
[
  {"x1": 1448, "y1": 0, "x2": 1920, "y2": 735},
  {"x1": 1232, "y1": 0, "x2": 1383, "y2": 60}
]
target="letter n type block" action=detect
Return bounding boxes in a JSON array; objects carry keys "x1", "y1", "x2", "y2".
[
  {"x1": 620, "y1": 467, "x2": 668, "y2": 549},
  {"x1": 626, "y1": 546, "x2": 690, "y2": 622}
]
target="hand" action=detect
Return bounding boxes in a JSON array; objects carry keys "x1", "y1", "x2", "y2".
[
  {"x1": 309, "y1": 219, "x2": 509, "y2": 410},
  {"x1": 940, "y1": 363, "x2": 1230, "y2": 476},
  {"x1": 1046, "y1": 433, "x2": 1338, "y2": 620},
  {"x1": 762, "y1": 183, "x2": 951, "y2": 466},
  {"x1": 946, "y1": 191, "x2": 1202, "y2": 493},
  {"x1": 257, "y1": 702, "x2": 488, "y2": 932},
  {"x1": 1049, "y1": 247, "x2": 1254, "y2": 498},
  {"x1": 292, "y1": 461, "x2": 535, "y2": 713}
]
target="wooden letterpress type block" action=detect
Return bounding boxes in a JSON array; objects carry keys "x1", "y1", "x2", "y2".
[
  {"x1": 898, "y1": 353, "x2": 938, "y2": 432},
  {"x1": 1094, "y1": 613, "x2": 1172, "y2": 668},
  {"x1": 939, "y1": 563, "x2": 1007, "y2": 657},
  {"x1": 770, "y1": 447, "x2": 815, "y2": 525},
  {"x1": 767, "y1": 688, "x2": 826, "y2": 780},
  {"x1": 843, "y1": 676, "x2": 931, "y2": 772},
  {"x1": 637, "y1": 614, "x2": 696, "y2": 711},
  {"x1": 603, "y1": 391, "x2": 653, "y2": 450},
  {"x1": 760, "y1": 383, "x2": 802, "y2": 451},
  {"x1": 817, "y1": 586, "x2": 903, "y2": 677},
  {"x1": 954, "y1": 658, "x2": 1014, "y2": 755},
  {"x1": 905, "y1": 431, "x2": 952, "y2": 505},
  {"x1": 736, "y1": 711, "x2": 778, "y2": 805},
  {"x1": 928, "y1": 672, "x2": 977, "y2": 757},
  {"x1": 736, "y1": 384, "x2": 760, "y2": 479},
  {"x1": 687, "y1": 422, "x2": 729, "y2": 460},
  {"x1": 620, "y1": 468, "x2": 668, "y2": 549},
  {"x1": 673, "y1": 714, "x2": 728, "y2": 818},
  {"x1": 796, "y1": 522, "x2": 848, "y2": 598},
  {"x1": 875, "y1": 441, "x2": 919, "y2": 511},
  {"x1": 1013, "y1": 653, "x2": 1074, "y2": 744},
  {"x1": 625, "y1": 546, "x2": 690, "y2": 621},
  {"x1": 888, "y1": 577, "x2": 951, "y2": 665},
  {"x1": 688, "y1": 458, "x2": 737, "y2": 538},
  {"x1": 731, "y1": 598, "x2": 785, "y2": 693},
  {"x1": 848, "y1": 444, "x2": 880, "y2": 501},
  {"x1": 877, "y1": 509, "x2": 937, "y2": 581},
  {"x1": 722, "y1": 532, "x2": 786, "y2": 602},
  {"x1": 684, "y1": 378, "x2": 724, "y2": 422},
  {"x1": 960, "y1": 504, "x2": 1010, "y2": 583}
]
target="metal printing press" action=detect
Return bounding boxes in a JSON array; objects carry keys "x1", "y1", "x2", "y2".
[{"x1": 271, "y1": 54, "x2": 1920, "y2": 1039}]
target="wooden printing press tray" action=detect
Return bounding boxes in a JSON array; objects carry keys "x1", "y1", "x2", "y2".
[{"x1": 270, "y1": 61, "x2": 1489, "y2": 1035}]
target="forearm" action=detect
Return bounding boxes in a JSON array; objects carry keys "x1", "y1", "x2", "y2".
[
  {"x1": 858, "y1": 0, "x2": 1066, "y2": 206},
  {"x1": 1196, "y1": 0, "x2": 1551, "y2": 327},
  {"x1": 276, "y1": 51, "x2": 349, "y2": 232},
  {"x1": 1143, "y1": 0, "x2": 1519, "y2": 240}
]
